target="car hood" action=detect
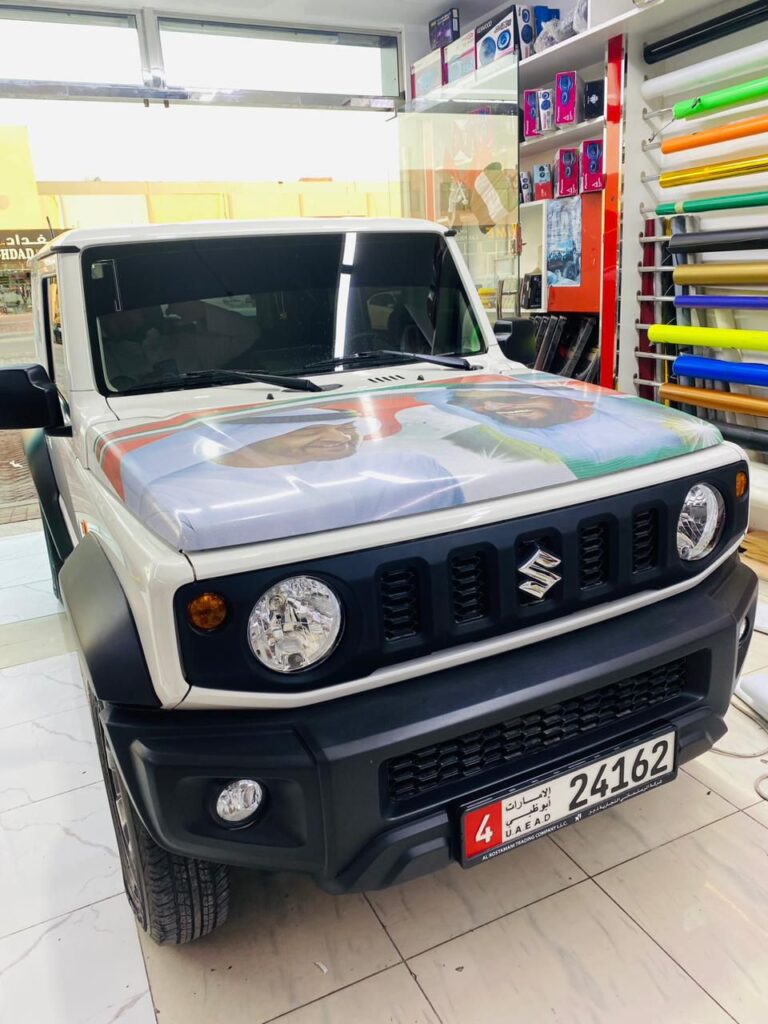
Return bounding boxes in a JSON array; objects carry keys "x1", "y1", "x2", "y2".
[{"x1": 91, "y1": 372, "x2": 722, "y2": 552}]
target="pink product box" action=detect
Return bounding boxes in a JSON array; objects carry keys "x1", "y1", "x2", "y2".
[
  {"x1": 533, "y1": 162, "x2": 553, "y2": 200},
  {"x1": 523, "y1": 89, "x2": 540, "y2": 138},
  {"x1": 411, "y1": 49, "x2": 445, "y2": 98},
  {"x1": 555, "y1": 147, "x2": 579, "y2": 197},
  {"x1": 581, "y1": 139, "x2": 605, "y2": 192},
  {"x1": 555, "y1": 70, "x2": 583, "y2": 126},
  {"x1": 443, "y1": 29, "x2": 477, "y2": 83},
  {"x1": 475, "y1": 6, "x2": 517, "y2": 68}
]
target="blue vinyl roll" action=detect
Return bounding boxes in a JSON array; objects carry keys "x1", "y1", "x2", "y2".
[
  {"x1": 673, "y1": 354, "x2": 768, "y2": 385},
  {"x1": 675, "y1": 294, "x2": 768, "y2": 310}
]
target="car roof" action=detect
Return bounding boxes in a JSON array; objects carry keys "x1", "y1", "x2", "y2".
[{"x1": 33, "y1": 218, "x2": 447, "y2": 261}]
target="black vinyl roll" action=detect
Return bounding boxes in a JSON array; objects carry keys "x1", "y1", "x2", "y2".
[
  {"x1": 644, "y1": 1, "x2": 768, "y2": 64},
  {"x1": 667, "y1": 226, "x2": 768, "y2": 254},
  {"x1": 717, "y1": 422, "x2": 768, "y2": 454}
]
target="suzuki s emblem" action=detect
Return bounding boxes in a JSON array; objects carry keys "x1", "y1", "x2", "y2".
[{"x1": 518, "y1": 545, "x2": 562, "y2": 600}]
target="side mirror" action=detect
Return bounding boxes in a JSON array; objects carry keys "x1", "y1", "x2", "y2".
[
  {"x1": 494, "y1": 318, "x2": 537, "y2": 367},
  {"x1": 0, "y1": 365, "x2": 64, "y2": 430}
]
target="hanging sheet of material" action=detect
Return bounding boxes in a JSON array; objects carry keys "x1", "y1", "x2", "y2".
[
  {"x1": 672, "y1": 263, "x2": 768, "y2": 286},
  {"x1": 673, "y1": 75, "x2": 768, "y2": 120},
  {"x1": 643, "y1": 2, "x2": 768, "y2": 65},
  {"x1": 658, "y1": 154, "x2": 768, "y2": 189},
  {"x1": 660, "y1": 382, "x2": 768, "y2": 416},
  {"x1": 656, "y1": 190, "x2": 768, "y2": 215},
  {"x1": 648, "y1": 323, "x2": 768, "y2": 349},
  {"x1": 673, "y1": 355, "x2": 768, "y2": 386},
  {"x1": 643, "y1": 39, "x2": 768, "y2": 99},
  {"x1": 661, "y1": 115, "x2": 768, "y2": 155},
  {"x1": 667, "y1": 226, "x2": 768, "y2": 253},
  {"x1": 675, "y1": 295, "x2": 768, "y2": 310}
]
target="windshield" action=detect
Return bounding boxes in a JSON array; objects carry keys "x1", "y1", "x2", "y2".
[{"x1": 81, "y1": 231, "x2": 486, "y2": 395}]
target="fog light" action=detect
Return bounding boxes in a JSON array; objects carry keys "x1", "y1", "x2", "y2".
[
  {"x1": 739, "y1": 617, "x2": 750, "y2": 642},
  {"x1": 215, "y1": 779, "x2": 264, "y2": 824}
]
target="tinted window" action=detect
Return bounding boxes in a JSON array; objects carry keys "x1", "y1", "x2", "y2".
[{"x1": 82, "y1": 232, "x2": 485, "y2": 394}]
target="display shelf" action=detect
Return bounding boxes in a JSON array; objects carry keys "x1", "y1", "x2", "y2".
[
  {"x1": 521, "y1": 116, "x2": 605, "y2": 157},
  {"x1": 518, "y1": 0, "x2": 748, "y2": 90}
]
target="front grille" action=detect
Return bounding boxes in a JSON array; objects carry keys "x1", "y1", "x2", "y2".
[
  {"x1": 450, "y1": 551, "x2": 490, "y2": 623},
  {"x1": 380, "y1": 567, "x2": 420, "y2": 641},
  {"x1": 580, "y1": 522, "x2": 610, "y2": 589},
  {"x1": 385, "y1": 658, "x2": 688, "y2": 804},
  {"x1": 633, "y1": 509, "x2": 659, "y2": 572}
]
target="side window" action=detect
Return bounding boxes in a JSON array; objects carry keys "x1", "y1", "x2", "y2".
[{"x1": 44, "y1": 276, "x2": 69, "y2": 399}]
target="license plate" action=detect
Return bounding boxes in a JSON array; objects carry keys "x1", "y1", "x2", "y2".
[{"x1": 460, "y1": 730, "x2": 677, "y2": 866}]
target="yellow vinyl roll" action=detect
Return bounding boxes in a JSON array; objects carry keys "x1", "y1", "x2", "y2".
[
  {"x1": 658, "y1": 154, "x2": 768, "y2": 188},
  {"x1": 660, "y1": 383, "x2": 768, "y2": 418},
  {"x1": 647, "y1": 323, "x2": 768, "y2": 350},
  {"x1": 672, "y1": 263, "x2": 768, "y2": 286}
]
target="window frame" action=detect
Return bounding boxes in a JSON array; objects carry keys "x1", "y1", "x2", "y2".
[
  {"x1": 41, "y1": 272, "x2": 69, "y2": 400},
  {"x1": 0, "y1": 2, "x2": 402, "y2": 110}
]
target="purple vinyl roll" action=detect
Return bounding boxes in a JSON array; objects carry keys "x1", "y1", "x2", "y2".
[
  {"x1": 673, "y1": 354, "x2": 768, "y2": 386},
  {"x1": 675, "y1": 294, "x2": 768, "y2": 310}
]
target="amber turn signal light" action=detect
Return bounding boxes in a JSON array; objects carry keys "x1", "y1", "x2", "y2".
[
  {"x1": 187, "y1": 592, "x2": 228, "y2": 632},
  {"x1": 736, "y1": 471, "x2": 749, "y2": 500}
]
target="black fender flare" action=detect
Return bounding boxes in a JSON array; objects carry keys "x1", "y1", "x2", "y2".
[
  {"x1": 22, "y1": 428, "x2": 74, "y2": 568},
  {"x1": 59, "y1": 533, "x2": 160, "y2": 707}
]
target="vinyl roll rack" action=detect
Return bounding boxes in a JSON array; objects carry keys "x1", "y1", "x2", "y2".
[{"x1": 625, "y1": 7, "x2": 768, "y2": 463}]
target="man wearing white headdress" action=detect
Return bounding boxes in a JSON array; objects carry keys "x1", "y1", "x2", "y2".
[{"x1": 116, "y1": 407, "x2": 467, "y2": 551}]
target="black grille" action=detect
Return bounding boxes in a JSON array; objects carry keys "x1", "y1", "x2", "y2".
[
  {"x1": 580, "y1": 522, "x2": 610, "y2": 589},
  {"x1": 385, "y1": 658, "x2": 687, "y2": 804},
  {"x1": 450, "y1": 551, "x2": 490, "y2": 623},
  {"x1": 380, "y1": 567, "x2": 420, "y2": 641},
  {"x1": 633, "y1": 509, "x2": 659, "y2": 572}
]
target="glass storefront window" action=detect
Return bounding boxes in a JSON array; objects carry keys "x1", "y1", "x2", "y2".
[
  {"x1": 0, "y1": 7, "x2": 143, "y2": 85},
  {"x1": 159, "y1": 18, "x2": 399, "y2": 97}
]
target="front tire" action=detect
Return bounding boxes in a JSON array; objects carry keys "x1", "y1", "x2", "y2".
[{"x1": 87, "y1": 687, "x2": 230, "y2": 944}]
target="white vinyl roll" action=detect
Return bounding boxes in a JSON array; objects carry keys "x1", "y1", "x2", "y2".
[{"x1": 641, "y1": 39, "x2": 768, "y2": 102}]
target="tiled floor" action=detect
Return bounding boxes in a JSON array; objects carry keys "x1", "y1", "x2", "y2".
[{"x1": 1, "y1": 522, "x2": 767, "y2": 1023}]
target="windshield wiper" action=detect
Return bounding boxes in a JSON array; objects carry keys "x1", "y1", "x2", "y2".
[
  {"x1": 304, "y1": 350, "x2": 475, "y2": 373},
  {"x1": 116, "y1": 367, "x2": 323, "y2": 395}
]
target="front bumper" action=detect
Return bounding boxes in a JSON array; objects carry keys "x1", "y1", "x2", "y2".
[{"x1": 104, "y1": 555, "x2": 756, "y2": 893}]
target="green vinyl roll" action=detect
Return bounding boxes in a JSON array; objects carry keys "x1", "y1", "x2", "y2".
[
  {"x1": 674, "y1": 75, "x2": 768, "y2": 119},
  {"x1": 647, "y1": 323, "x2": 768, "y2": 350},
  {"x1": 656, "y1": 190, "x2": 768, "y2": 215}
]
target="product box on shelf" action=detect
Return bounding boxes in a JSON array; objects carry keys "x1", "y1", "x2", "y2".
[
  {"x1": 555, "y1": 71, "x2": 583, "y2": 126},
  {"x1": 515, "y1": 6, "x2": 536, "y2": 59},
  {"x1": 523, "y1": 89, "x2": 540, "y2": 137},
  {"x1": 443, "y1": 29, "x2": 477, "y2": 83},
  {"x1": 411, "y1": 49, "x2": 445, "y2": 97},
  {"x1": 534, "y1": 162, "x2": 554, "y2": 199},
  {"x1": 583, "y1": 79, "x2": 605, "y2": 120},
  {"x1": 537, "y1": 87, "x2": 555, "y2": 132},
  {"x1": 520, "y1": 169, "x2": 533, "y2": 203},
  {"x1": 429, "y1": 8, "x2": 460, "y2": 50},
  {"x1": 534, "y1": 5, "x2": 560, "y2": 36},
  {"x1": 581, "y1": 139, "x2": 605, "y2": 192},
  {"x1": 554, "y1": 147, "x2": 579, "y2": 197},
  {"x1": 475, "y1": 6, "x2": 517, "y2": 68}
]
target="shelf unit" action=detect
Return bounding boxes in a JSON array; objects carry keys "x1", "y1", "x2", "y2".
[{"x1": 521, "y1": 116, "x2": 606, "y2": 157}]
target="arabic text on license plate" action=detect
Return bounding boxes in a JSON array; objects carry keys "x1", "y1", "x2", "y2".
[{"x1": 461, "y1": 730, "x2": 676, "y2": 866}]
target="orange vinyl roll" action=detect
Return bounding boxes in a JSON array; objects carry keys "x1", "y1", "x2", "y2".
[
  {"x1": 673, "y1": 262, "x2": 768, "y2": 285},
  {"x1": 661, "y1": 114, "x2": 768, "y2": 154},
  {"x1": 660, "y1": 383, "x2": 768, "y2": 417}
]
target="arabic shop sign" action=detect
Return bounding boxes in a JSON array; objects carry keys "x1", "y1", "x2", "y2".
[{"x1": 0, "y1": 230, "x2": 51, "y2": 265}]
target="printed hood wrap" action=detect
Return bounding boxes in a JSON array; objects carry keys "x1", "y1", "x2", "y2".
[{"x1": 93, "y1": 373, "x2": 722, "y2": 551}]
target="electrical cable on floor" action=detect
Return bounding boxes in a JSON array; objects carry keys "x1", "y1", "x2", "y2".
[{"x1": 712, "y1": 695, "x2": 768, "y2": 801}]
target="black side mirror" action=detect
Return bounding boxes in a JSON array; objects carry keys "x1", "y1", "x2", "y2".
[
  {"x1": 494, "y1": 318, "x2": 537, "y2": 367},
  {"x1": 0, "y1": 365, "x2": 63, "y2": 430}
]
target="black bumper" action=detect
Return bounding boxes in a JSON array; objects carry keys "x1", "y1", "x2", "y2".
[{"x1": 103, "y1": 554, "x2": 756, "y2": 893}]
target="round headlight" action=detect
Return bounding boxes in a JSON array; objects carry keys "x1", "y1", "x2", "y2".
[
  {"x1": 247, "y1": 576, "x2": 343, "y2": 674},
  {"x1": 677, "y1": 483, "x2": 725, "y2": 561}
]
